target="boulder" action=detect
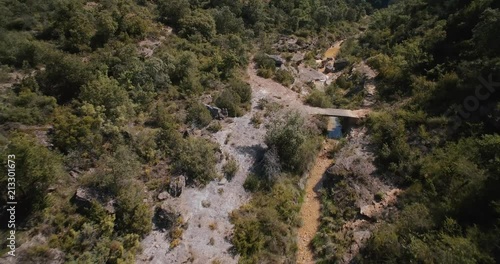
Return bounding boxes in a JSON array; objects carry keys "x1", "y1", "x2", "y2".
[
  {"x1": 298, "y1": 66, "x2": 328, "y2": 83},
  {"x1": 291, "y1": 53, "x2": 305, "y2": 64},
  {"x1": 334, "y1": 58, "x2": 350, "y2": 71},
  {"x1": 154, "y1": 204, "x2": 180, "y2": 232},
  {"x1": 168, "y1": 175, "x2": 186, "y2": 197},
  {"x1": 360, "y1": 204, "x2": 381, "y2": 220},
  {"x1": 72, "y1": 187, "x2": 115, "y2": 213},
  {"x1": 204, "y1": 104, "x2": 226, "y2": 120},
  {"x1": 265, "y1": 54, "x2": 285, "y2": 67},
  {"x1": 324, "y1": 62, "x2": 335, "y2": 74},
  {"x1": 157, "y1": 191, "x2": 170, "y2": 201}
]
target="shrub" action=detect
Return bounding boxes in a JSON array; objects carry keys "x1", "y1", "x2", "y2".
[
  {"x1": 0, "y1": 88, "x2": 57, "y2": 125},
  {"x1": 215, "y1": 89, "x2": 242, "y2": 117},
  {"x1": 207, "y1": 121, "x2": 222, "y2": 133},
  {"x1": 273, "y1": 69, "x2": 295, "y2": 87},
  {"x1": 1, "y1": 134, "x2": 63, "y2": 217},
  {"x1": 251, "y1": 112, "x2": 263, "y2": 128},
  {"x1": 187, "y1": 102, "x2": 212, "y2": 128},
  {"x1": 223, "y1": 158, "x2": 239, "y2": 180},
  {"x1": 178, "y1": 9, "x2": 216, "y2": 40},
  {"x1": 305, "y1": 90, "x2": 333, "y2": 108},
  {"x1": 243, "y1": 174, "x2": 263, "y2": 192},
  {"x1": 257, "y1": 68, "x2": 274, "y2": 78},
  {"x1": 265, "y1": 112, "x2": 321, "y2": 174},
  {"x1": 173, "y1": 137, "x2": 218, "y2": 185},
  {"x1": 228, "y1": 79, "x2": 252, "y2": 104},
  {"x1": 254, "y1": 53, "x2": 276, "y2": 70}
]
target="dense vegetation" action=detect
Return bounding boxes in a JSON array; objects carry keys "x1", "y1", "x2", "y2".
[
  {"x1": 312, "y1": 0, "x2": 500, "y2": 263},
  {"x1": 0, "y1": 0, "x2": 379, "y2": 262},
  {"x1": 3, "y1": 0, "x2": 497, "y2": 263}
]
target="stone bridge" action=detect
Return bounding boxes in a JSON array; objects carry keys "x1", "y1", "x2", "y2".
[{"x1": 304, "y1": 106, "x2": 370, "y2": 119}]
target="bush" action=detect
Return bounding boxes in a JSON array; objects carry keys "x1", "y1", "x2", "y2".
[
  {"x1": 0, "y1": 88, "x2": 57, "y2": 125},
  {"x1": 178, "y1": 9, "x2": 216, "y2": 40},
  {"x1": 215, "y1": 89, "x2": 242, "y2": 117},
  {"x1": 256, "y1": 68, "x2": 274, "y2": 78},
  {"x1": 243, "y1": 174, "x2": 263, "y2": 192},
  {"x1": 1, "y1": 134, "x2": 63, "y2": 218},
  {"x1": 305, "y1": 90, "x2": 333, "y2": 108},
  {"x1": 79, "y1": 74, "x2": 133, "y2": 123},
  {"x1": 265, "y1": 112, "x2": 321, "y2": 174},
  {"x1": 173, "y1": 137, "x2": 218, "y2": 185},
  {"x1": 231, "y1": 178, "x2": 302, "y2": 263},
  {"x1": 253, "y1": 53, "x2": 276, "y2": 70},
  {"x1": 187, "y1": 102, "x2": 212, "y2": 128},
  {"x1": 207, "y1": 121, "x2": 222, "y2": 133},
  {"x1": 228, "y1": 79, "x2": 252, "y2": 104},
  {"x1": 223, "y1": 158, "x2": 239, "y2": 180},
  {"x1": 273, "y1": 69, "x2": 294, "y2": 87},
  {"x1": 251, "y1": 112, "x2": 263, "y2": 128}
]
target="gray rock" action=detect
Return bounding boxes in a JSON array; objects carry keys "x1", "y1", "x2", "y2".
[
  {"x1": 218, "y1": 178, "x2": 228, "y2": 185},
  {"x1": 158, "y1": 191, "x2": 170, "y2": 201},
  {"x1": 169, "y1": 175, "x2": 186, "y2": 197},
  {"x1": 72, "y1": 187, "x2": 115, "y2": 213},
  {"x1": 291, "y1": 53, "x2": 305, "y2": 64},
  {"x1": 298, "y1": 66, "x2": 328, "y2": 83},
  {"x1": 154, "y1": 204, "x2": 180, "y2": 232},
  {"x1": 324, "y1": 62, "x2": 335, "y2": 74},
  {"x1": 265, "y1": 54, "x2": 285, "y2": 67},
  {"x1": 204, "y1": 104, "x2": 226, "y2": 120}
]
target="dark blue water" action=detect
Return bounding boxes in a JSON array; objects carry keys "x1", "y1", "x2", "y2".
[{"x1": 328, "y1": 117, "x2": 343, "y2": 139}]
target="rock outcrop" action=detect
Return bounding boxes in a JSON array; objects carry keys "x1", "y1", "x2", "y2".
[
  {"x1": 265, "y1": 54, "x2": 285, "y2": 67},
  {"x1": 71, "y1": 187, "x2": 115, "y2": 213},
  {"x1": 204, "y1": 104, "x2": 227, "y2": 120},
  {"x1": 153, "y1": 204, "x2": 181, "y2": 232},
  {"x1": 168, "y1": 175, "x2": 186, "y2": 197}
]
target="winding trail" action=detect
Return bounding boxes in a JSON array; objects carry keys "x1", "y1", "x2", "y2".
[{"x1": 297, "y1": 142, "x2": 335, "y2": 264}]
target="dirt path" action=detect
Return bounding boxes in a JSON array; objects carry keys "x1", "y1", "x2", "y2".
[{"x1": 297, "y1": 142, "x2": 335, "y2": 264}]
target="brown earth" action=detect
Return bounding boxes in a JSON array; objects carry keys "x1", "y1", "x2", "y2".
[{"x1": 297, "y1": 141, "x2": 336, "y2": 264}]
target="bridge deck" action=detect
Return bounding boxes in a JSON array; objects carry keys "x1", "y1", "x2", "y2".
[{"x1": 304, "y1": 106, "x2": 369, "y2": 118}]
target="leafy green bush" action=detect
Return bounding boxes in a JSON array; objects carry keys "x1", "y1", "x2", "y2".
[
  {"x1": 265, "y1": 112, "x2": 322, "y2": 174},
  {"x1": 228, "y1": 79, "x2": 252, "y2": 104},
  {"x1": 207, "y1": 121, "x2": 222, "y2": 133},
  {"x1": 273, "y1": 69, "x2": 294, "y2": 87},
  {"x1": 178, "y1": 9, "x2": 216, "y2": 40},
  {"x1": 305, "y1": 90, "x2": 333, "y2": 108},
  {"x1": 1, "y1": 134, "x2": 63, "y2": 217},
  {"x1": 253, "y1": 53, "x2": 276, "y2": 70},
  {"x1": 80, "y1": 74, "x2": 134, "y2": 123},
  {"x1": 223, "y1": 158, "x2": 239, "y2": 180},
  {"x1": 215, "y1": 89, "x2": 242, "y2": 117},
  {"x1": 231, "y1": 178, "x2": 302, "y2": 263},
  {"x1": 186, "y1": 102, "x2": 212, "y2": 128},
  {"x1": 172, "y1": 137, "x2": 218, "y2": 185},
  {"x1": 0, "y1": 88, "x2": 56, "y2": 125}
]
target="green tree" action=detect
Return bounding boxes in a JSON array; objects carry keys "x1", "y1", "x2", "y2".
[
  {"x1": 212, "y1": 6, "x2": 244, "y2": 35},
  {"x1": 1, "y1": 134, "x2": 63, "y2": 216},
  {"x1": 173, "y1": 137, "x2": 218, "y2": 185},
  {"x1": 178, "y1": 9, "x2": 216, "y2": 40},
  {"x1": 186, "y1": 102, "x2": 212, "y2": 128},
  {"x1": 80, "y1": 74, "x2": 133, "y2": 123},
  {"x1": 215, "y1": 89, "x2": 242, "y2": 117},
  {"x1": 157, "y1": 0, "x2": 190, "y2": 26}
]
